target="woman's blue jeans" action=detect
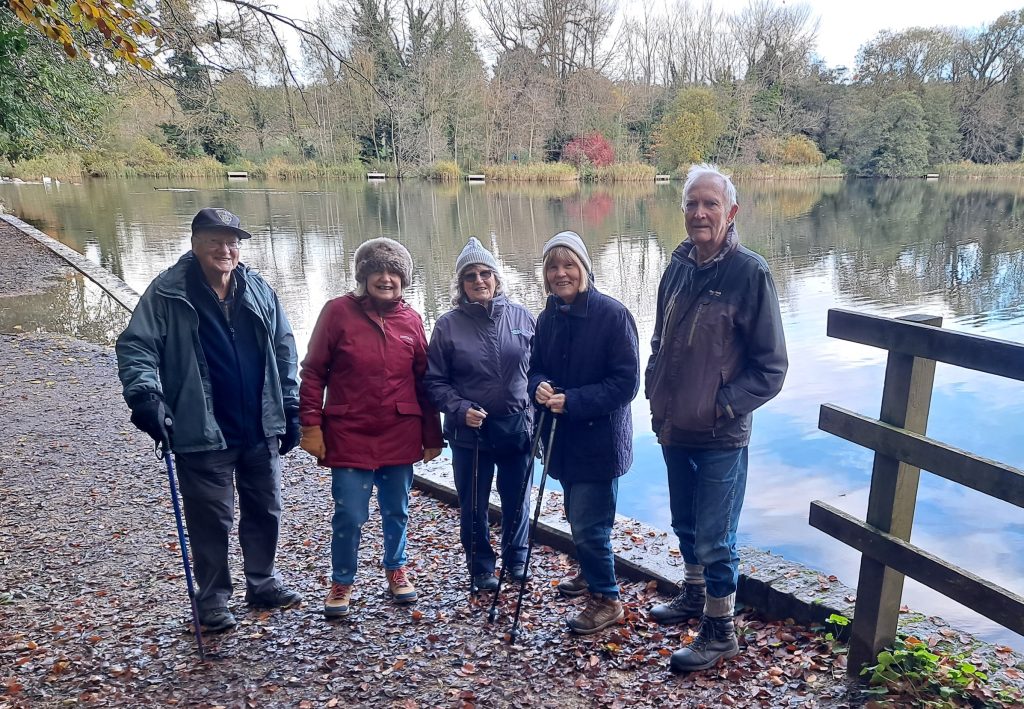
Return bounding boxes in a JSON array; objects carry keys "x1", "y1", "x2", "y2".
[
  {"x1": 662, "y1": 446, "x2": 748, "y2": 599},
  {"x1": 563, "y1": 478, "x2": 620, "y2": 598},
  {"x1": 330, "y1": 465, "x2": 413, "y2": 585}
]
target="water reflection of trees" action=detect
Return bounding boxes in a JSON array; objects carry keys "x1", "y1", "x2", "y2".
[
  {"x1": 0, "y1": 276, "x2": 130, "y2": 345},
  {"x1": 4, "y1": 177, "x2": 1024, "y2": 332},
  {"x1": 794, "y1": 180, "x2": 1024, "y2": 322}
]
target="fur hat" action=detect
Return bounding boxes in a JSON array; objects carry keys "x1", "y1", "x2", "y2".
[
  {"x1": 455, "y1": 237, "x2": 499, "y2": 276},
  {"x1": 542, "y1": 230, "x2": 593, "y2": 275},
  {"x1": 353, "y1": 237, "x2": 413, "y2": 287}
]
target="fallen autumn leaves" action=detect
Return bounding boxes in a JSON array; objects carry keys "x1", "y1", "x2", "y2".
[{"x1": 0, "y1": 333, "x2": 859, "y2": 708}]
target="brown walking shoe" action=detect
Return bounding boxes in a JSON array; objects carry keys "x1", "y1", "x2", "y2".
[
  {"x1": 557, "y1": 572, "x2": 589, "y2": 597},
  {"x1": 566, "y1": 593, "x2": 624, "y2": 635},
  {"x1": 323, "y1": 583, "x2": 353, "y2": 618},
  {"x1": 385, "y1": 566, "x2": 417, "y2": 603}
]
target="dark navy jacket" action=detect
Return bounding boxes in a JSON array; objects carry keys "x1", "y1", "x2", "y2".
[
  {"x1": 185, "y1": 259, "x2": 266, "y2": 448},
  {"x1": 425, "y1": 294, "x2": 536, "y2": 450},
  {"x1": 527, "y1": 287, "x2": 640, "y2": 482}
]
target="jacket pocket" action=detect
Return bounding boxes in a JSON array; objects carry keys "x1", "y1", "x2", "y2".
[
  {"x1": 575, "y1": 415, "x2": 614, "y2": 462},
  {"x1": 396, "y1": 401, "x2": 423, "y2": 417}
]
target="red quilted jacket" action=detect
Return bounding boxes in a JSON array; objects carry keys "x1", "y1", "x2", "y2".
[{"x1": 299, "y1": 293, "x2": 443, "y2": 469}]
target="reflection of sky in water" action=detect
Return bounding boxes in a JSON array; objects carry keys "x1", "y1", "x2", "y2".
[{"x1": 2, "y1": 177, "x2": 1022, "y2": 649}]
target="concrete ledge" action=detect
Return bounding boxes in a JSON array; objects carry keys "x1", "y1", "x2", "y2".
[
  {"x1": 413, "y1": 457, "x2": 854, "y2": 626},
  {"x1": 0, "y1": 213, "x2": 139, "y2": 312}
]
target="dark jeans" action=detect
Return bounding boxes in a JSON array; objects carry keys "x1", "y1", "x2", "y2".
[
  {"x1": 563, "y1": 478, "x2": 619, "y2": 598},
  {"x1": 662, "y1": 445, "x2": 748, "y2": 599},
  {"x1": 174, "y1": 438, "x2": 283, "y2": 611},
  {"x1": 451, "y1": 444, "x2": 532, "y2": 576}
]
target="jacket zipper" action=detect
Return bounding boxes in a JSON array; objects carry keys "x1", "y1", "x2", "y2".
[{"x1": 686, "y1": 303, "x2": 705, "y2": 347}]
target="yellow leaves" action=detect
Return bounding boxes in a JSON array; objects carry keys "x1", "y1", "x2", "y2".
[{"x1": 6, "y1": 0, "x2": 163, "y2": 69}]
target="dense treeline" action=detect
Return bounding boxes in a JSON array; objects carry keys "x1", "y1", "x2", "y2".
[{"x1": 3, "y1": 0, "x2": 1024, "y2": 178}]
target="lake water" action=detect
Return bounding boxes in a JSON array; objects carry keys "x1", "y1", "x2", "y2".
[{"x1": 2, "y1": 176, "x2": 1022, "y2": 649}]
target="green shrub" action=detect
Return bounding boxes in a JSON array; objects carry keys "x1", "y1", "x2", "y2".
[
  {"x1": 8, "y1": 153, "x2": 85, "y2": 180},
  {"x1": 862, "y1": 636, "x2": 1022, "y2": 708}
]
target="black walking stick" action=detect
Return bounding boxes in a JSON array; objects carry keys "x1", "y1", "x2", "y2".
[
  {"x1": 468, "y1": 409, "x2": 482, "y2": 595},
  {"x1": 507, "y1": 413, "x2": 558, "y2": 643},
  {"x1": 487, "y1": 408, "x2": 547, "y2": 624},
  {"x1": 157, "y1": 438, "x2": 206, "y2": 661}
]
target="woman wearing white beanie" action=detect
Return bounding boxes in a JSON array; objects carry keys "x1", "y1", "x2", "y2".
[
  {"x1": 528, "y1": 230, "x2": 640, "y2": 635},
  {"x1": 425, "y1": 237, "x2": 537, "y2": 591}
]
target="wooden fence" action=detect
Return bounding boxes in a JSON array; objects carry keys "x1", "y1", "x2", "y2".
[{"x1": 809, "y1": 308, "x2": 1024, "y2": 673}]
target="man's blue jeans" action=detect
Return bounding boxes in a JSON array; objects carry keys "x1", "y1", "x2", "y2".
[
  {"x1": 662, "y1": 446, "x2": 748, "y2": 599},
  {"x1": 563, "y1": 478, "x2": 619, "y2": 598},
  {"x1": 451, "y1": 445, "x2": 532, "y2": 576},
  {"x1": 330, "y1": 465, "x2": 413, "y2": 585}
]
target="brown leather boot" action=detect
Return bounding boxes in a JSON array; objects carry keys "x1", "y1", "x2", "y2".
[{"x1": 566, "y1": 593, "x2": 624, "y2": 635}]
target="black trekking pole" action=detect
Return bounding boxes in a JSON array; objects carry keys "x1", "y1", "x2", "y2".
[
  {"x1": 157, "y1": 439, "x2": 206, "y2": 661},
  {"x1": 508, "y1": 413, "x2": 559, "y2": 644},
  {"x1": 468, "y1": 409, "x2": 482, "y2": 596},
  {"x1": 488, "y1": 408, "x2": 547, "y2": 624}
]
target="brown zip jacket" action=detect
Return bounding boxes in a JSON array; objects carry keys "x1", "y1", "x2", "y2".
[{"x1": 646, "y1": 226, "x2": 788, "y2": 448}]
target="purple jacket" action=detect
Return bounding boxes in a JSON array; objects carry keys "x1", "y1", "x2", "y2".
[{"x1": 425, "y1": 294, "x2": 536, "y2": 449}]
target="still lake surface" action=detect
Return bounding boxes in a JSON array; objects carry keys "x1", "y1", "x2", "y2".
[{"x1": 2, "y1": 176, "x2": 1022, "y2": 649}]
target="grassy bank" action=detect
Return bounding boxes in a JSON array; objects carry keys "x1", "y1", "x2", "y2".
[
  {"x1": 936, "y1": 161, "x2": 1024, "y2": 178},
  {"x1": 725, "y1": 160, "x2": 845, "y2": 180},
  {"x1": 27, "y1": 152, "x2": 1014, "y2": 184}
]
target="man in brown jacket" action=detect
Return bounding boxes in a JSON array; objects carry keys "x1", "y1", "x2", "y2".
[{"x1": 646, "y1": 164, "x2": 788, "y2": 672}]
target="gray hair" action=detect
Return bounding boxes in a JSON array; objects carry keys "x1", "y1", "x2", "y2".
[
  {"x1": 449, "y1": 263, "x2": 504, "y2": 307},
  {"x1": 681, "y1": 163, "x2": 737, "y2": 210}
]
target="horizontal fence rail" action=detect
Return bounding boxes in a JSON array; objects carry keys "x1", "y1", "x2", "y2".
[
  {"x1": 819, "y1": 404, "x2": 1024, "y2": 509},
  {"x1": 827, "y1": 308, "x2": 1024, "y2": 381},
  {"x1": 810, "y1": 502, "x2": 1024, "y2": 635}
]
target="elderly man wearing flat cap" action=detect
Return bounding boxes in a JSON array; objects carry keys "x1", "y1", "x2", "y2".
[{"x1": 116, "y1": 207, "x2": 303, "y2": 633}]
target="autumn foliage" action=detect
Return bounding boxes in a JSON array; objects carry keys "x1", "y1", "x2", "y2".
[
  {"x1": 6, "y1": 0, "x2": 160, "y2": 68},
  {"x1": 562, "y1": 132, "x2": 615, "y2": 168}
]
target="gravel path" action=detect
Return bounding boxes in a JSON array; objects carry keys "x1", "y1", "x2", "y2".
[{"x1": 0, "y1": 332, "x2": 860, "y2": 708}]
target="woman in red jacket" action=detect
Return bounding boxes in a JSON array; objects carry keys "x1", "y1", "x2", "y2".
[{"x1": 299, "y1": 238, "x2": 443, "y2": 618}]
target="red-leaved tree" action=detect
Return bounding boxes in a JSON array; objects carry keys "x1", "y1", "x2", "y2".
[{"x1": 562, "y1": 133, "x2": 615, "y2": 167}]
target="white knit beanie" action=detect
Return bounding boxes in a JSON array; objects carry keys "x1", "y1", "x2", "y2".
[
  {"x1": 455, "y1": 237, "x2": 499, "y2": 276},
  {"x1": 542, "y1": 230, "x2": 593, "y2": 275}
]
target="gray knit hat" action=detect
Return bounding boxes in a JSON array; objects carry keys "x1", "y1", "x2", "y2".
[
  {"x1": 353, "y1": 237, "x2": 413, "y2": 286},
  {"x1": 455, "y1": 236, "x2": 499, "y2": 277},
  {"x1": 542, "y1": 230, "x2": 593, "y2": 275}
]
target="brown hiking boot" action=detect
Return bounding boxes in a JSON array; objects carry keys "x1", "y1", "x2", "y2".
[
  {"x1": 566, "y1": 593, "x2": 624, "y2": 635},
  {"x1": 323, "y1": 583, "x2": 353, "y2": 618},
  {"x1": 557, "y1": 572, "x2": 589, "y2": 597},
  {"x1": 385, "y1": 566, "x2": 417, "y2": 603}
]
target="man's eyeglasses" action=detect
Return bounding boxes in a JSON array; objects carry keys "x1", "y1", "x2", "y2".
[
  {"x1": 462, "y1": 269, "x2": 494, "y2": 282},
  {"x1": 199, "y1": 237, "x2": 242, "y2": 251}
]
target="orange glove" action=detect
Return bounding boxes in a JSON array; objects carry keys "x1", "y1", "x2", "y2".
[{"x1": 300, "y1": 425, "x2": 326, "y2": 460}]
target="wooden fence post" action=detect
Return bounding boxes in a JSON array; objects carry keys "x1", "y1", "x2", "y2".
[{"x1": 847, "y1": 314, "x2": 942, "y2": 673}]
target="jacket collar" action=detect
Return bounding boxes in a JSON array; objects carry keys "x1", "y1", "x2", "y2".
[
  {"x1": 675, "y1": 223, "x2": 740, "y2": 269},
  {"x1": 458, "y1": 292, "x2": 507, "y2": 320},
  {"x1": 547, "y1": 287, "x2": 593, "y2": 318},
  {"x1": 350, "y1": 291, "x2": 408, "y2": 316}
]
